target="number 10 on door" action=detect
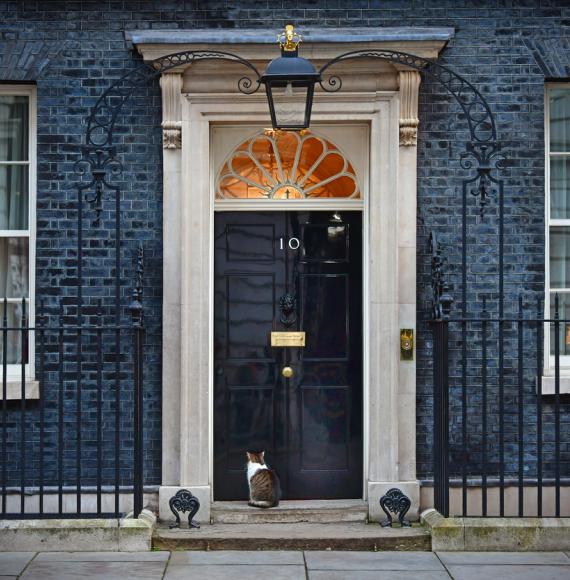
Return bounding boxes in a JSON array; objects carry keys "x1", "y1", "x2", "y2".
[{"x1": 279, "y1": 237, "x2": 300, "y2": 250}]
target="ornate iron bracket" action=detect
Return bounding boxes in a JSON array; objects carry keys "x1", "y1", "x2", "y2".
[
  {"x1": 169, "y1": 489, "x2": 201, "y2": 529},
  {"x1": 379, "y1": 488, "x2": 412, "y2": 528},
  {"x1": 279, "y1": 293, "x2": 297, "y2": 327},
  {"x1": 318, "y1": 49, "x2": 497, "y2": 144},
  {"x1": 430, "y1": 232, "x2": 453, "y2": 321}
]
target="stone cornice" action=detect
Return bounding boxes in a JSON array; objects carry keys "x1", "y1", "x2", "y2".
[
  {"x1": 125, "y1": 27, "x2": 455, "y2": 48},
  {"x1": 126, "y1": 27, "x2": 454, "y2": 66}
]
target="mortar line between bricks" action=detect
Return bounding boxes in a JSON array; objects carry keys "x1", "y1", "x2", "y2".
[
  {"x1": 434, "y1": 552, "x2": 455, "y2": 580},
  {"x1": 16, "y1": 551, "x2": 39, "y2": 579}
]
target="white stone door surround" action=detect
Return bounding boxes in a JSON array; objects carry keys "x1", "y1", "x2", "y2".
[{"x1": 128, "y1": 27, "x2": 454, "y2": 522}]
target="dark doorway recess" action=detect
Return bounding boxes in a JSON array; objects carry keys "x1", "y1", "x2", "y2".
[{"x1": 214, "y1": 211, "x2": 363, "y2": 500}]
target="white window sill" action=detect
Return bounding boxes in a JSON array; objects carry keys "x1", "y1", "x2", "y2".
[
  {"x1": 540, "y1": 376, "x2": 570, "y2": 395},
  {"x1": 1, "y1": 381, "x2": 39, "y2": 400}
]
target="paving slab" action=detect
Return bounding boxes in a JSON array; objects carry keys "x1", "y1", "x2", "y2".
[
  {"x1": 19, "y1": 560, "x2": 167, "y2": 580},
  {"x1": 309, "y1": 572, "x2": 450, "y2": 580},
  {"x1": 168, "y1": 550, "x2": 303, "y2": 565},
  {"x1": 0, "y1": 552, "x2": 35, "y2": 575},
  {"x1": 33, "y1": 551, "x2": 170, "y2": 562},
  {"x1": 305, "y1": 550, "x2": 445, "y2": 571},
  {"x1": 437, "y1": 551, "x2": 570, "y2": 566},
  {"x1": 164, "y1": 564, "x2": 307, "y2": 580},
  {"x1": 444, "y1": 564, "x2": 570, "y2": 580}
]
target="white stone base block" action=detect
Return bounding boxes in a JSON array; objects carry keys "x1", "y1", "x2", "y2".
[
  {"x1": 0, "y1": 516, "x2": 153, "y2": 552},
  {"x1": 158, "y1": 485, "x2": 210, "y2": 525},
  {"x1": 367, "y1": 481, "x2": 420, "y2": 523}
]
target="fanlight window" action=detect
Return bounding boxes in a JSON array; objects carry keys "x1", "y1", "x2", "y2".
[{"x1": 216, "y1": 131, "x2": 360, "y2": 199}]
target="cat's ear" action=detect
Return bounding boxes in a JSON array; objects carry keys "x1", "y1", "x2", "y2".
[
  {"x1": 246, "y1": 452, "x2": 252, "y2": 461},
  {"x1": 260, "y1": 451, "x2": 265, "y2": 460}
]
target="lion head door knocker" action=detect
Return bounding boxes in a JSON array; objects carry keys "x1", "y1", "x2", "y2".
[
  {"x1": 169, "y1": 489, "x2": 200, "y2": 529},
  {"x1": 279, "y1": 293, "x2": 297, "y2": 327},
  {"x1": 379, "y1": 488, "x2": 411, "y2": 527}
]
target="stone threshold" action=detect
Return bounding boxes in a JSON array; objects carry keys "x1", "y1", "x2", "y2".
[
  {"x1": 153, "y1": 522, "x2": 430, "y2": 551},
  {"x1": 0, "y1": 510, "x2": 156, "y2": 552},
  {"x1": 421, "y1": 508, "x2": 570, "y2": 551},
  {"x1": 211, "y1": 499, "x2": 368, "y2": 524}
]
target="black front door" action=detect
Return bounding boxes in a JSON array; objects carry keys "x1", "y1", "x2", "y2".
[{"x1": 214, "y1": 211, "x2": 362, "y2": 500}]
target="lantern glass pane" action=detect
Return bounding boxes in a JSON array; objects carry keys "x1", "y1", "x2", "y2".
[{"x1": 272, "y1": 83, "x2": 308, "y2": 128}]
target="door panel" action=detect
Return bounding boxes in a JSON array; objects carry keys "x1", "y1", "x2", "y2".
[{"x1": 214, "y1": 211, "x2": 362, "y2": 500}]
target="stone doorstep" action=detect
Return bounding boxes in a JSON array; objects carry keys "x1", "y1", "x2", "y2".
[
  {"x1": 152, "y1": 522, "x2": 431, "y2": 551},
  {"x1": 0, "y1": 510, "x2": 156, "y2": 552},
  {"x1": 211, "y1": 499, "x2": 369, "y2": 524},
  {"x1": 421, "y1": 508, "x2": 570, "y2": 552}
]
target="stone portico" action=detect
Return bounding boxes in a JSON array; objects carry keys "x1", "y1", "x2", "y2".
[{"x1": 126, "y1": 27, "x2": 455, "y2": 523}]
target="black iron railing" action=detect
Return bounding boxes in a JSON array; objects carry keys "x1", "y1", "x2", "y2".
[
  {"x1": 0, "y1": 295, "x2": 144, "y2": 519},
  {"x1": 432, "y1": 296, "x2": 570, "y2": 517}
]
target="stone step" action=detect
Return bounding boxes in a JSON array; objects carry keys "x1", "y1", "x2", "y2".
[
  {"x1": 153, "y1": 522, "x2": 431, "y2": 551},
  {"x1": 211, "y1": 500, "x2": 368, "y2": 524}
]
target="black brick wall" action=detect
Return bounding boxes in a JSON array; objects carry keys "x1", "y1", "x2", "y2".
[{"x1": 0, "y1": 1, "x2": 568, "y2": 486}]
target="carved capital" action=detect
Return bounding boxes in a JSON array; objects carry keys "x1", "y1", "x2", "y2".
[
  {"x1": 160, "y1": 73, "x2": 183, "y2": 149},
  {"x1": 398, "y1": 71, "x2": 421, "y2": 146}
]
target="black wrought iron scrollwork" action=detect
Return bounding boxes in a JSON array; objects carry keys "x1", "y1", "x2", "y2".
[
  {"x1": 460, "y1": 142, "x2": 506, "y2": 215},
  {"x1": 86, "y1": 51, "x2": 261, "y2": 149},
  {"x1": 74, "y1": 146, "x2": 123, "y2": 226},
  {"x1": 169, "y1": 489, "x2": 201, "y2": 529},
  {"x1": 318, "y1": 49, "x2": 497, "y2": 144},
  {"x1": 279, "y1": 293, "x2": 297, "y2": 327},
  {"x1": 430, "y1": 232, "x2": 453, "y2": 321},
  {"x1": 379, "y1": 488, "x2": 411, "y2": 528}
]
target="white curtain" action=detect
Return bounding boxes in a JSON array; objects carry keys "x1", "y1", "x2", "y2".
[{"x1": 0, "y1": 96, "x2": 29, "y2": 363}]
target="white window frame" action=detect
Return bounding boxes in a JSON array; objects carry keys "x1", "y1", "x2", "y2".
[{"x1": 0, "y1": 85, "x2": 36, "y2": 383}]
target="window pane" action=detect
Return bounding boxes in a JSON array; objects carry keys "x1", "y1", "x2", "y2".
[
  {"x1": 0, "y1": 96, "x2": 28, "y2": 161},
  {"x1": 549, "y1": 228, "x2": 570, "y2": 288},
  {"x1": 550, "y1": 157, "x2": 570, "y2": 218},
  {"x1": 0, "y1": 302, "x2": 28, "y2": 364},
  {"x1": 0, "y1": 238, "x2": 28, "y2": 298},
  {"x1": 0, "y1": 165, "x2": 28, "y2": 229},
  {"x1": 550, "y1": 293, "x2": 570, "y2": 356}
]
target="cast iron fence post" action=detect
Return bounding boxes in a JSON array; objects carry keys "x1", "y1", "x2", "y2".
[
  {"x1": 130, "y1": 244, "x2": 144, "y2": 518},
  {"x1": 433, "y1": 317, "x2": 450, "y2": 517},
  {"x1": 430, "y1": 232, "x2": 453, "y2": 517}
]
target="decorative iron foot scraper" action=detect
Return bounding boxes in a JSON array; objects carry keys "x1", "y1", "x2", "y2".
[
  {"x1": 169, "y1": 489, "x2": 200, "y2": 529},
  {"x1": 379, "y1": 488, "x2": 411, "y2": 527}
]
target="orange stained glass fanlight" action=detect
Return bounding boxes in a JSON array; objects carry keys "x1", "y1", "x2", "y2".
[{"x1": 216, "y1": 130, "x2": 360, "y2": 199}]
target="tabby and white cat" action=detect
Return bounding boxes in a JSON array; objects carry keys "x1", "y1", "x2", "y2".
[{"x1": 246, "y1": 451, "x2": 281, "y2": 508}]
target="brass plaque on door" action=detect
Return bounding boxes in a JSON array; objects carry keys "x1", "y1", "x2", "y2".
[{"x1": 271, "y1": 331, "x2": 306, "y2": 347}]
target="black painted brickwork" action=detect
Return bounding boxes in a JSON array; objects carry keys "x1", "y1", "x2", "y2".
[{"x1": 0, "y1": 1, "x2": 569, "y2": 486}]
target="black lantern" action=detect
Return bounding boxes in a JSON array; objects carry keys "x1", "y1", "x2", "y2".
[{"x1": 260, "y1": 25, "x2": 321, "y2": 131}]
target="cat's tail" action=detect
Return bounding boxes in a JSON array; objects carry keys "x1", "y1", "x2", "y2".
[{"x1": 248, "y1": 500, "x2": 276, "y2": 509}]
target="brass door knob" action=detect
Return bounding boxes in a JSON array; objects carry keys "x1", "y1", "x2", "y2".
[{"x1": 282, "y1": 366, "x2": 294, "y2": 378}]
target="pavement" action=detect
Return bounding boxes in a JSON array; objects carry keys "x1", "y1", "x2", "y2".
[{"x1": 1, "y1": 550, "x2": 570, "y2": 579}]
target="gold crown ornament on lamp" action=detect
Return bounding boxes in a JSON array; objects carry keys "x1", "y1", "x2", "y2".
[{"x1": 260, "y1": 24, "x2": 321, "y2": 131}]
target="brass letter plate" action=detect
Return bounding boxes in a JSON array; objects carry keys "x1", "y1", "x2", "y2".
[{"x1": 271, "y1": 331, "x2": 306, "y2": 347}]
